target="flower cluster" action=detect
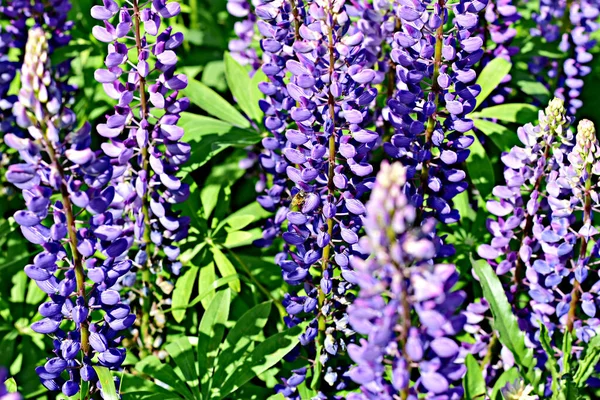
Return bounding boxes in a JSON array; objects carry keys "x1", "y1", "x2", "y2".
[
  {"x1": 531, "y1": 0, "x2": 600, "y2": 115},
  {"x1": 384, "y1": 0, "x2": 485, "y2": 227},
  {"x1": 91, "y1": 0, "x2": 189, "y2": 349},
  {"x1": 479, "y1": 97, "x2": 600, "y2": 392},
  {"x1": 0, "y1": 0, "x2": 73, "y2": 135},
  {"x1": 227, "y1": 0, "x2": 262, "y2": 74},
  {"x1": 255, "y1": 0, "x2": 381, "y2": 394},
  {"x1": 479, "y1": 0, "x2": 520, "y2": 105},
  {"x1": 347, "y1": 161, "x2": 467, "y2": 399},
  {"x1": 5, "y1": 27, "x2": 134, "y2": 396}
]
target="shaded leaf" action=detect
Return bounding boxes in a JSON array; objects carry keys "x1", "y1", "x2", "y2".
[
  {"x1": 212, "y1": 302, "x2": 273, "y2": 389},
  {"x1": 135, "y1": 356, "x2": 193, "y2": 399},
  {"x1": 224, "y1": 52, "x2": 263, "y2": 123},
  {"x1": 183, "y1": 78, "x2": 250, "y2": 128},
  {"x1": 198, "y1": 289, "x2": 231, "y2": 398},
  {"x1": 217, "y1": 325, "x2": 303, "y2": 399},
  {"x1": 166, "y1": 337, "x2": 201, "y2": 399},
  {"x1": 466, "y1": 135, "x2": 495, "y2": 199},
  {"x1": 473, "y1": 119, "x2": 521, "y2": 152}
]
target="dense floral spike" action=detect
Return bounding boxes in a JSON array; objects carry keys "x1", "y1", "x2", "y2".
[
  {"x1": 256, "y1": 0, "x2": 380, "y2": 394},
  {"x1": 91, "y1": 0, "x2": 190, "y2": 350},
  {"x1": 347, "y1": 161, "x2": 467, "y2": 399},
  {"x1": 227, "y1": 0, "x2": 261, "y2": 74},
  {"x1": 5, "y1": 27, "x2": 133, "y2": 396},
  {"x1": 531, "y1": 0, "x2": 600, "y2": 115},
  {"x1": 0, "y1": 0, "x2": 73, "y2": 136},
  {"x1": 384, "y1": 0, "x2": 486, "y2": 227},
  {"x1": 479, "y1": 0, "x2": 520, "y2": 105},
  {"x1": 477, "y1": 98, "x2": 571, "y2": 376},
  {"x1": 478, "y1": 99, "x2": 600, "y2": 392}
]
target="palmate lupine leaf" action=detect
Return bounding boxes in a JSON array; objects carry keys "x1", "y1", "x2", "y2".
[
  {"x1": 183, "y1": 78, "x2": 251, "y2": 128},
  {"x1": 224, "y1": 52, "x2": 263, "y2": 123}
]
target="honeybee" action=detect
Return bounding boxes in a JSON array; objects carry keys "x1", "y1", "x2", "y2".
[{"x1": 291, "y1": 190, "x2": 307, "y2": 210}]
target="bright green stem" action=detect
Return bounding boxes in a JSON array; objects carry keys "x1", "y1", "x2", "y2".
[
  {"x1": 133, "y1": 0, "x2": 154, "y2": 353},
  {"x1": 419, "y1": 7, "x2": 444, "y2": 215},
  {"x1": 311, "y1": 11, "x2": 337, "y2": 390}
]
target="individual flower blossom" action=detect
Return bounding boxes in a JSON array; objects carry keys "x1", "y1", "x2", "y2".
[
  {"x1": 384, "y1": 0, "x2": 486, "y2": 228},
  {"x1": 530, "y1": 0, "x2": 600, "y2": 115},
  {"x1": 5, "y1": 27, "x2": 133, "y2": 397},
  {"x1": 0, "y1": 369, "x2": 21, "y2": 400},
  {"x1": 347, "y1": 161, "x2": 467, "y2": 399},
  {"x1": 227, "y1": 0, "x2": 262, "y2": 74},
  {"x1": 255, "y1": 0, "x2": 380, "y2": 394},
  {"x1": 91, "y1": 0, "x2": 190, "y2": 351},
  {"x1": 501, "y1": 379, "x2": 538, "y2": 400}
]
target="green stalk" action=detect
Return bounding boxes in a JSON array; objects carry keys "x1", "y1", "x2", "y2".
[{"x1": 132, "y1": 0, "x2": 154, "y2": 353}]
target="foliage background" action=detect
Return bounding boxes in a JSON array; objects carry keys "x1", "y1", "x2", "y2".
[{"x1": 2, "y1": 0, "x2": 600, "y2": 398}]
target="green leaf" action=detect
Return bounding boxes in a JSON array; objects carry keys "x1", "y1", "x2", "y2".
[
  {"x1": 224, "y1": 52, "x2": 263, "y2": 123},
  {"x1": 574, "y1": 334, "x2": 600, "y2": 386},
  {"x1": 216, "y1": 325, "x2": 303, "y2": 399},
  {"x1": 119, "y1": 373, "x2": 173, "y2": 397},
  {"x1": 212, "y1": 302, "x2": 273, "y2": 389},
  {"x1": 538, "y1": 324, "x2": 560, "y2": 396},
  {"x1": 472, "y1": 258, "x2": 533, "y2": 371},
  {"x1": 180, "y1": 113, "x2": 261, "y2": 170},
  {"x1": 222, "y1": 229, "x2": 262, "y2": 249},
  {"x1": 471, "y1": 104, "x2": 538, "y2": 124},
  {"x1": 211, "y1": 246, "x2": 241, "y2": 292},
  {"x1": 201, "y1": 184, "x2": 221, "y2": 220},
  {"x1": 171, "y1": 265, "x2": 199, "y2": 323},
  {"x1": 198, "y1": 289, "x2": 231, "y2": 397},
  {"x1": 198, "y1": 262, "x2": 217, "y2": 310},
  {"x1": 472, "y1": 119, "x2": 521, "y2": 152},
  {"x1": 166, "y1": 337, "x2": 201, "y2": 399},
  {"x1": 464, "y1": 354, "x2": 486, "y2": 400},
  {"x1": 491, "y1": 367, "x2": 519, "y2": 400},
  {"x1": 475, "y1": 58, "x2": 512, "y2": 110},
  {"x1": 93, "y1": 367, "x2": 119, "y2": 400},
  {"x1": 164, "y1": 274, "x2": 241, "y2": 312},
  {"x1": 466, "y1": 135, "x2": 495, "y2": 199},
  {"x1": 135, "y1": 356, "x2": 193, "y2": 399},
  {"x1": 217, "y1": 202, "x2": 272, "y2": 233},
  {"x1": 183, "y1": 79, "x2": 250, "y2": 128},
  {"x1": 5, "y1": 377, "x2": 17, "y2": 393}
]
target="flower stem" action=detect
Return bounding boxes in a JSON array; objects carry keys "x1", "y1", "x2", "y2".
[
  {"x1": 311, "y1": 8, "x2": 337, "y2": 389},
  {"x1": 132, "y1": 0, "x2": 154, "y2": 353}
]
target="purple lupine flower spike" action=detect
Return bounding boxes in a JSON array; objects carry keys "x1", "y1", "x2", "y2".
[
  {"x1": 531, "y1": 0, "x2": 600, "y2": 115},
  {"x1": 479, "y1": 0, "x2": 520, "y2": 105},
  {"x1": 384, "y1": 0, "x2": 486, "y2": 226},
  {"x1": 256, "y1": 0, "x2": 380, "y2": 395},
  {"x1": 91, "y1": 0, "x2": 189, "y2": 350},
  {"x1": 5, "y1": 27, "x2": 133, "y2": 396},
  {"x1": 477, "y1": 98, "x2": 572, "y2": 377},
  {"x1": 227, "y1": 0, "x2": 262, "y2": 74},
  {"x1": 346, "y1": 161, "x2": 467, "y2": 399}
]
